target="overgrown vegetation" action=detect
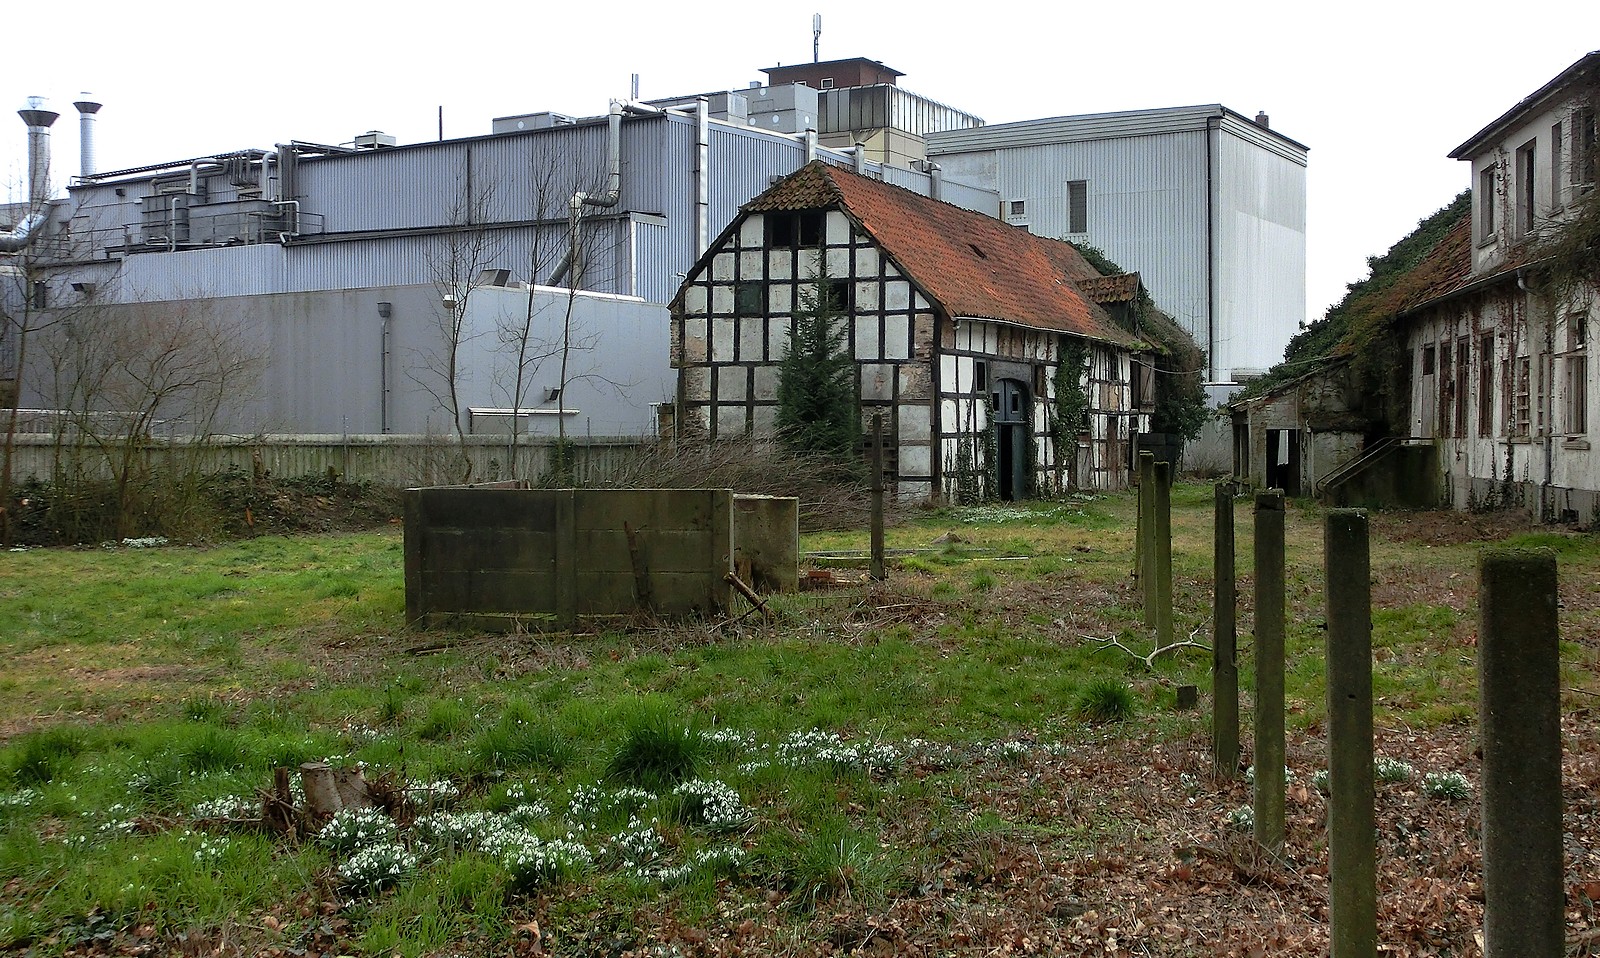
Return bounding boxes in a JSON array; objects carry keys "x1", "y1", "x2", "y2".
[
  {"x1": 1051, "y1": 337, "x2": 1089, "y2": 489},
  {"x1": 1071, "y1": 243, "x2": 1208, "y2": 440},
  {"x1": 1236, "y1": 191, "x2": 1472, "y2": 420},
  {"x1": 0, "y1": 489, "x2": 1596, "y2": 955}
]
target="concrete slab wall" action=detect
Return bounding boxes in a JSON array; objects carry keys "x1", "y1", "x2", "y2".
[
  {"x1": 404, "y1": 487, "x2": 733, "y2": 627},
  {"x1": 732, "y1": 495, "x2": 799, "y2": 593}
]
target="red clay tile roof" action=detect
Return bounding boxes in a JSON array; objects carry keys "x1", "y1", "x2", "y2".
[{"x1": 744, "y1": 162, "x2": 1139, "y2": 346}]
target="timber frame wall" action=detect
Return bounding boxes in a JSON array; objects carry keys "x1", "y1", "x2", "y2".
[{"x1": 672, "y1": 206, "x2": 1144, "y2": 501}]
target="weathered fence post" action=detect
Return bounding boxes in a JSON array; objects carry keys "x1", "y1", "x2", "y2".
[
  {"x1": 1154, "y1": 459, "x2": 1173, "y2": 650},
  {"x1": 1213, "y1": 481, "x2": 1238, "y2": 777},
  {"x1": 1326, "y1": 509, "x2": 1375, "y2": 958},
  {"x1": 1478, "y1": 549, "x2": 1562, "y2": 958},
  {"x1": 870, "y1": 414, "x2": 885, "y2": 581},
  {"x1": 1139, "y1": 451, "x2": 1155, "y2": 625},
  {"x1": 1252, "y1": 489, "x2": 1285, "y2": 855}
]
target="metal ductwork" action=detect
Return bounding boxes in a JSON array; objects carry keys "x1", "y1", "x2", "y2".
[
  {"x1": 548, "y1": 99, "x2": 661, "y2": 286},
  {"x1": 73, "y1": 94, "x2": 101, "y2": 178},
  {"x1": 2, "y1": 97, "x2": 58, "y2": 252}
]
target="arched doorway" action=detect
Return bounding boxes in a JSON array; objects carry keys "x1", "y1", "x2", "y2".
[{"x1": 992, "y1": 378, "x2": 1031, "y2": 501}]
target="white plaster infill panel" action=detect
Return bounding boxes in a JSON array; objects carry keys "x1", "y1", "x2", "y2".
[
  {"x1": 716, "y1": 366, "x2": 747, "y2": 401},
  {"x1": 738, "y1": 216, "x2": 763, "y2": 247},
  {"x1": 769, "y1": 284, "x2": 793, "y2": 314},
  {"x1": 898, "y1": 442, "x2": 931, "y2": 476},
  {"x1": 767, "y1": 318, "x2": 790, "y2": 359},
  {"x1": 752, "y1": 366, "x2": 780, "y2": 401},
  {"x1": 739, "y1": 319, "x2": 765, "y2": 360},
  {"x1": 711, "y1": 318, "x2": 735, "y2": 362},
  {"x1": 885, "y1": 281, "x2": 911, "y2": 311},
  {"x1": 769, "y1": 249, "x2": 794, "y2": 280},
  {"x1": 856, "y1": 321, "x2": 881, "y2": 360},
  {"x1": 854, "y1": 282, "x2": 881, "y2": 311},
  {"x1": 715, "y1": 405, "x2": 746, "y2": 437},
  {"x1": 711, "y1": 285, "x2": 733, "y2": 315},
  {"x1": 855, "y1": 247, "x2": 880, "y2": 275},
  {"x1": 884, "y1": 315, "x2": 910, "y2": 360},
  {"x1": 711, "y1": 253, "x2": 736, "y2": 281},
  {"x1": 899, "y1": 404, "x2": 932, "y2": 442},
  {"x1": 738, "y1": 250, "x2": 763, "y2": 277},
  {"x1": 861, "y1": 364, "x2": 893, "y2": 401},
  {"x1": 683, "y1": 286, "x2": 707, "y2": 314}
]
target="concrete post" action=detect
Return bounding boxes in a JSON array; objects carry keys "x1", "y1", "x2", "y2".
[
  {"x1": 1139, "y1": 451, "x2": 1155, "y2": 626},
  {"x1": 870, "y1": 414, "x2": 885, "y2": 581},
  {"x1": 1154, "y1": 459, "x2": 1173, "y2": 650},
  {"x1": 1325, "y1": 509, "x2": 1376, "y2": 958},
  {"x1": 1213, "y1": 481, "x2": 1238, "y2": 777},
  {"x1": 1478, "y1": 549, "x2": 1562, "y2": 958},
  {"x1": 1252, "y1": 489, "x2": 1285, "y2": 855}
]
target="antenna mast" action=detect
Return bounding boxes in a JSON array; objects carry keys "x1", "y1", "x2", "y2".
[{"x1": 812, "y1": 13, "x2": 821, "y2": 63}]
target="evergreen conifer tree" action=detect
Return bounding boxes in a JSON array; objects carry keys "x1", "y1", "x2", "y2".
[{"x1": 776, "y1": 259, "x2": 860, "y2": 458}]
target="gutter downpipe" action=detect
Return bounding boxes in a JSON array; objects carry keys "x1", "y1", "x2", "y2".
[
  {"x1": 695, "y1": 97, "x2": 709, "y2": 260},
  {"x1": 380, "y1": 314, "x2": 391, "y2": 434},
  {"x1": 1521, "y1": 267, "x2": 1554, "y2": 515},
  {"x1": 927, "y1": 161, "x2": 943, "y2": 202}
]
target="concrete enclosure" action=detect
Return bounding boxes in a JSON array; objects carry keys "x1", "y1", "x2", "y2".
[
  {"x1": 405, "y1": 486, "x2": 736, "y2": 627},
  {"x1": 404, "y1": 486, "x2": 800, "y2": 627}
]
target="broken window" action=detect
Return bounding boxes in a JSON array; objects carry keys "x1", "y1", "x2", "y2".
[
  {"x1": 766, "y1": 210, "x2": 825, "y2": 248},
  {"x1": 1478, "y1": 333, "x2": 1495, "y2": 437},
  {"x1": 1567, "y1": 313, "x2": 1588, "y2": 435},
  {"x1": 1515, "y1": 356, "x2": 1532, "y2": 437},
  {"x1": 1066, "y1": 180, "x2": 1088, "y2": 234}
]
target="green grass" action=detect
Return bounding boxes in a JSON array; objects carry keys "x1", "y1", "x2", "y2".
[{"x1": 0, "y1": 490, "x2": 1596, "y2": 952}]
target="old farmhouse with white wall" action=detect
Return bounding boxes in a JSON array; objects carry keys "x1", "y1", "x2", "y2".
[
  {"x1": 1404, "y1": 51, "x2": 1599, "y2": 519},
  {"x1": 670, "y1": 161, "x2": 1157, "y2": 502}
]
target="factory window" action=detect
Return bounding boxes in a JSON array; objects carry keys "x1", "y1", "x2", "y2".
[
  {"x1": 1567, "y1": 313, "x2": 1588, "y2": 435},
  {"x1": 1009, "y1": 200, "x2": 1026, "y2": 217},
  {"x1": 1479, "y1": 166, "x2": 1498, "y2": 241},
  {"x1": 1514, "y1": 356, "x2": 1532, "y2": 437},
  {"x1": 1066, "y1": 180, "x2": 1088, "y2": 234},
  {"x1": 733, "y1": 282, "x2": 764, "y2": 317},
  {"x1": 819, "y1": 77, "x2": 835, "y2": 90},
  {"x1": 1576, "y1": 107, "x2": 1597, "y2": 191},
  {"x1": 1515, "y1": 139, "x2": 1536, "y2": 237},
  {"x1": 1478, "y1": 333, "x2": 1495, "y2": 437},
  {"x1": 30, "y1": 282, "x2": 46, "y2": 310},
  {"x1": 767, "y1": 210, "x2": 825, "y2": 248},
  {"x1": 1552, "y1": 121, "x2": 1565, "y2": 212}
]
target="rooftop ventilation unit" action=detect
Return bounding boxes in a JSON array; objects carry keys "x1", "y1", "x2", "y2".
[{"x1": 353, "y1": 131, "x2": 396, "y2": 150}]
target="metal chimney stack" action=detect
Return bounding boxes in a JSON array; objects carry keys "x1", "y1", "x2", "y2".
[
  {"x1": 18, "y1": 96, "x2": 59, "y2": 211},
  {"x1": 73, "y1": 94, "x2": 102, "y2": 178}
]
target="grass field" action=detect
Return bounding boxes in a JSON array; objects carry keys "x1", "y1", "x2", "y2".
[{"x1": 1, "y1": 484, "x2": 1597, "y2": 956}]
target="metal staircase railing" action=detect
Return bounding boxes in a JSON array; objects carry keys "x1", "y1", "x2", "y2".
[{"x1": 1312, "y1": 436, "x2": 1415, "y2": 501}]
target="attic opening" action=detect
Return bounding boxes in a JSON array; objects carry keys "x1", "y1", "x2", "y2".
[{"x1": 767, "y1": 209, "x2": 825, "y2": 248}]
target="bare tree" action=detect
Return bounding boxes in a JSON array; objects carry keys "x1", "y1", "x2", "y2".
[
  {"x1": 411, "y1": 156, "x2": 505, "y2": 482},
  {"x1": 31, "y1": 295, "x2": 265, "y2": 539}
]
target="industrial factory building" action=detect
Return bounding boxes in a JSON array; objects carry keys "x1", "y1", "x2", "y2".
[{"x1": 2, "y1": 57, "x2": 1307, "y2": 477}]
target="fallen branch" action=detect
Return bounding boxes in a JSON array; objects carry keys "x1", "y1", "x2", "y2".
[
  {"x1": 724, "y1": 572, "x2": 775, "y2": 622},
  {"x1": 1089, "y1": 626, "x2": 1212, "y2": 669}
]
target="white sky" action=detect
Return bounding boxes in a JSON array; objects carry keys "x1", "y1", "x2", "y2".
[{"x1": 2, "y1": 0, "x2": 1595, "y2": 336}]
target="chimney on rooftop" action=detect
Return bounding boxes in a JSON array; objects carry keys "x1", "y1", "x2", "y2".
[
  {"x1": 18, "y1": 96, "x2": 59, "y2": 210},
  {"x1": 1254, "y1": 110, "x2": 1270, "y2": 129},
  {"x1": 74, "y1": 94, "x2": 102, "y2": 178}
]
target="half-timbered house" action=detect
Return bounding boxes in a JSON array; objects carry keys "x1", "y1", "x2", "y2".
[{"x1": 669, "y1": 161, "x2": 1155, "y2": 502}]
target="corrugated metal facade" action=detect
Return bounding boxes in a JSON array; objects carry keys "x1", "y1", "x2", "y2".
[{"x1": 928, "y1": 106, "x2": 1307, "y2": 385}]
